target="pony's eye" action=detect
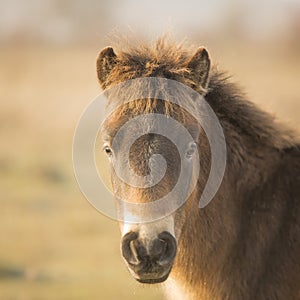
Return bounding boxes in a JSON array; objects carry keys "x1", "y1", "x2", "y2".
[
  {"x1": 104, "y1": 146, "x2": 113, "y2": 156},
  {"x1": 186, "y1": 142, "x2": 197, "y2": 158}
]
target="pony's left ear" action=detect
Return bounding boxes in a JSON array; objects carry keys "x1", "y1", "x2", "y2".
[
  {"x1": 187, "y1": 47, "x2": 211, "y2": 94},
  {"x1": 96, "y1": 47, "x2": 117, "y2": 89}
]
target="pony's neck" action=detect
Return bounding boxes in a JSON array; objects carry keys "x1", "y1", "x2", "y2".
[
  {"x1": 207, "y1": 71, "x2": 295, "y2": 149},
  {"x1": 206, "y1": 71, "x2": 290, "y2": 189},
  {"x1": 167, "y1": 71, "x2": 292, "y2": 299}
]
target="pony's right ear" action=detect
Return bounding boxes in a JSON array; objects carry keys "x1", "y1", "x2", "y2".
[{"x1": 96, "y1": 47, "x2": 117, "y2": 89}]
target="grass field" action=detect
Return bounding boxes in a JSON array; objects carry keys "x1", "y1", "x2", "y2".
[{"x1": 0, "y1": 43, "x2": 299, "y2": 300}]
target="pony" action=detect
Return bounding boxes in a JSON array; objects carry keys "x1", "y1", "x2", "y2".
[{"x1": 96, "y1": 38, "x2": 300, "y2": 300}]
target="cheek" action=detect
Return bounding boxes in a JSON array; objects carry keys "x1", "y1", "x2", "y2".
[
  {"x1": 111, "y1": 175, "x2": 137, "y2": 201},
  {"x1": 173, "y1": 207, "x2": 187, "y2": 239},
  {"x1": 110, "y1": 168, "x2": 127, "y2": 195},
  {"x1": 172, "y1": 186, "x2": 200, "y2": 239}
]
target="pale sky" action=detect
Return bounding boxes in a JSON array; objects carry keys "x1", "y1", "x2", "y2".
[{"x1": 0, "y1": 0, "x2": 299, "y2": 43}]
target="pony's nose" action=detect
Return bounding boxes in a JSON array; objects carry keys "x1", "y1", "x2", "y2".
[{"x1": 121, "y1": 231, "x2": 177, "y2": 266}]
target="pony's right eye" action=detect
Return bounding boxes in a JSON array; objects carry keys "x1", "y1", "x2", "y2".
[{"x1": 104, "y1": 146, "x2": 113, "y2": 156}]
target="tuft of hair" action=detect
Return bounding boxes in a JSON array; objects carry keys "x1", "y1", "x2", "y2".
[{"x1": 97, "y1": 36, "x2": 211, "y2": 91}]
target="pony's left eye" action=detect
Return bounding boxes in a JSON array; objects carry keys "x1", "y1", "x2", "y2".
[{"x1": 186, "y1": 142, "x2": 197, "y2": 158}]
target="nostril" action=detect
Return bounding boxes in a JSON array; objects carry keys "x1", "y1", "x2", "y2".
[
  {"x1": 155, "y1": 231, "x2": 177, "y2": 265},
  {"x1": 121, "y1": 232, "x2": 139, "y2": 265},
  {"x1": 151, "y1": 238, "x2": 167, "y2": 259}
]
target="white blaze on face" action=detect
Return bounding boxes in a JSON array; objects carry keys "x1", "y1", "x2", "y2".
[{"x1": 121, "y1": 214, "x2": 176, "y2": 248}]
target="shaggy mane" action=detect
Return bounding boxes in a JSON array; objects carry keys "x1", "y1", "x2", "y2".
[{"x1": 102, "y1": 37, "x2": 299, "y2": 150}]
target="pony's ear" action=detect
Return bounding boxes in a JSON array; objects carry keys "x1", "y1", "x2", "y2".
[
  {"x1": 187, "y1": 47, "x2": 211, "y2": 93},
  {"x1": 96, "y1": 47, "x2": 117, "y2": 89}
]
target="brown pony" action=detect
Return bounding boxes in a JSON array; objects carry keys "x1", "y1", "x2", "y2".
[{"x1": 96, "y1": 38, "x2": 300, "y2": 300}]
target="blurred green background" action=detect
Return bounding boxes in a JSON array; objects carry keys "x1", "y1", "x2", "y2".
[{"x1": 0, "y1": 1, "x2": 299, "y2": 299}]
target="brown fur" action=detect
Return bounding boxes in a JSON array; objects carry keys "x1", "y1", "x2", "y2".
[{"x1": 97, "y1": 38, "x2": 300, "y2": 299}]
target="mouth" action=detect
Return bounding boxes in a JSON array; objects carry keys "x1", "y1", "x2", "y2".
[
  {"x1": 131, "y1": 266, "x2": 172, "y2": 284},
  {"x1": 135, "y1": 272, "x2": 170, "y2": 284},
  {"x1": 129, "y1": 266, "x2": 172, "y2": 284}
]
